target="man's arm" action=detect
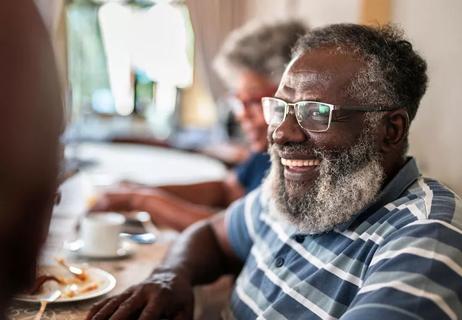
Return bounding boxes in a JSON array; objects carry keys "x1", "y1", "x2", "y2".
[{"x1": 87, "y1": 214, "x2": 242, "y2": 320}]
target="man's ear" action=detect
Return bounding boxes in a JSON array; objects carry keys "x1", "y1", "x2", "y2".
[{"x1": 381, "y1": 109, "x2": 410, "y2": 152}]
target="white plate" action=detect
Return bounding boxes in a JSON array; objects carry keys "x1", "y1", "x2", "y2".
[
  {"x1": 16, "y1": 265, "x2": 116, "y2": 303},
  {"x1": 63, "y1": 239, "x2": 135, "y2": 259}
]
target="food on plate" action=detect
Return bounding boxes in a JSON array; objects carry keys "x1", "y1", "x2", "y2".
[
  {"x1": 62, "y1": 282, "x2": 100, "y2": 298},
  {"x1": 25, "y1": 261, "x2": 100, "y2": 300},
  {"x1": 56, "y1": 257, "x2": 89, "y2": 281}
]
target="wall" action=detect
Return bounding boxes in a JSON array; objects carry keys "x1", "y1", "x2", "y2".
[
  {"x1": 245, "y1": 0, "x2": 361, "y2": 27},
  {"x1": 393, "y1": 0, "x2": 462, "y2": 195}
]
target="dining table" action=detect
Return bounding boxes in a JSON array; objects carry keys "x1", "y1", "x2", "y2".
[{"x1": 8, "y1": 142, "x2": 231, "y2": 320}]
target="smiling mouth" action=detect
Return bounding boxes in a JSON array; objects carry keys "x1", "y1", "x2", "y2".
[
  {"x1": 280, "y1": 157, "x2": 321, "y2": 181},
  {"x1": 281, "y1": 158, "x2": 321, "y2": 167}
]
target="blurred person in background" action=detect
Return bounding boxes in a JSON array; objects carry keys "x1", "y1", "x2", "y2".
[
  {"x1": 91, "y1": 19, "x2": 309, "y2": 231},
  {"x1": 0, "y1": 0, "x2": 63, "y2": 316}
]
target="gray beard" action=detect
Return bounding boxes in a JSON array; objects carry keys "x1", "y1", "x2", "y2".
[{"x1": 263, "y1": 127, "x2": 385, "y2": 234}]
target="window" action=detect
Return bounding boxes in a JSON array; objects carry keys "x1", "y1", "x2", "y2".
[{"x1": 67, "y1": 0, "x2": 193, "y2": 137}]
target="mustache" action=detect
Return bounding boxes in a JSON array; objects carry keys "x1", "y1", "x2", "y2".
[{"x1": 269, "y1": 142, "x2": 343, "y2": 162}]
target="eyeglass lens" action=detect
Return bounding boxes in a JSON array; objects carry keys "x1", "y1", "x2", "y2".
[
  {"x1": 263, "y1": 99, "x2": 332, "y2": 131},
  {"x1": 229, "y1": 96, "x2": 264, "y2": 117}
]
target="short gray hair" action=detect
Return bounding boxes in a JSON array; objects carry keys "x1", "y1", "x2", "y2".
[
  {"x1": 214, "y1": 19, "x2": 309, "y2": 89},
  {"x1": 293, "y1": 24, "x2": 428, "y2": 122}
]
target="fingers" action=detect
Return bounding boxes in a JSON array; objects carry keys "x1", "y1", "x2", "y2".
[
  {"x1": 137, "y1": 290, "x2": 193, "y2": 320},
  {"x1": 172, "y1": 309, "x2": 194, "y2": 320},
  {"x1": 86, "y1": 274, "x2": 194, "y2": 320},
  {"x1": 90, "y1": 192, "x2": 132, "y2": 212},
  {"x1": 174, "y1": 297, "x2": 194, "y2": 320},
  {"x1": 173, "y1": 314, "x2": 193, "y2": 320},
  {"x1": 137, "y1": 299, "x2": 193, "y2": 320},
  {"x1": 86, "y1": 291, "x2": 131, "y2": 320},
  {"x1": 86, "y1": 296, "x2": 112, "y2": 319},
  {"x1": 138, "y1": 299, "x2": 163, "y2": 320},
  {"x1": 88, "y1": 195, "x2": 112, "y2": 212},
  {"x1": 89, "y1": 200, "x2": 109, "y2": 212},
  {"x1": 107, "y1": 288, "x2": 148, "y2": 320}
]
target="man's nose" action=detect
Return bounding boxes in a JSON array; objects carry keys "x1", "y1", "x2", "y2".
[{"x1": 271, "y1": 109, "x2": 306, "y2": 144}]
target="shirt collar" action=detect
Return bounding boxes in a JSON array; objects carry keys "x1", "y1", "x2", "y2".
[{"x1": 334, "y1": 157, "x2": 421, "y2": 232}]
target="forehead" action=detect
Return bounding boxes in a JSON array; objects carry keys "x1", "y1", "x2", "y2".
[
  {"x1": 235, "y1": 70, "x2": 275, "y2": 98},
  {"x1": 277, "y1": 48, "x2": 365, "y2": 102}
]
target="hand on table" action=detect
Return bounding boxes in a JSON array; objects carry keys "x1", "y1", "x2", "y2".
[
  {"x1": 90, "y1": 186, "x2": 164, "y2": 212},
  {"x1": 90, "y1": 189, "x2": 137, "y2": 212},
  {"x1": 86, "y1": 269, "x2": 194, "y2": 320},
  {"x1": 89, "y1": 186, "x2": 208, "y2": 231}
]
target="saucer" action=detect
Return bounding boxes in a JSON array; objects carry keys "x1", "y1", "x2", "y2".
[{"x1": 63, "y1": 239, "x2": 135, "y2": 259}]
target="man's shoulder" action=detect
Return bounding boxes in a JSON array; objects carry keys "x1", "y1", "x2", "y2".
[
  {"x1": 405, "y1": 177, "x2": 460, "y2": 220},
  {"x1": 380, "y1": 176, "x2": 462, "y2": 237},
  {"x1": 234, "y1": 152, "x2": 271, "y2": 193},
  {"x1": 236, "y1": 152, "x2": 270, "y2": 168}
]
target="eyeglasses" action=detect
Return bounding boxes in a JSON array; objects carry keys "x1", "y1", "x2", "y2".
[
  {"x1": 227, "y1": 88, "x2": 276, "y2": 117},
  {"x1": 227, "y1": 95, "x2": 262, "y2": 117},
  {"x1": 261, "y1": 97, "x2": 399, "y2": 132}
]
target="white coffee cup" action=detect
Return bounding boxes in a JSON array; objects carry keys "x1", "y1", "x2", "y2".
[{"x1": 80, "y1": 213, "x2": 125, "y2": 257}]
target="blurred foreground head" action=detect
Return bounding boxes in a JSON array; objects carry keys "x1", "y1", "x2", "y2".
[
  {"x1": 0, "y1": 0, "x2": 63, "y2": 313},
  {"x1": 214, "y1": 19, "x2": 309, "y2": 152}
]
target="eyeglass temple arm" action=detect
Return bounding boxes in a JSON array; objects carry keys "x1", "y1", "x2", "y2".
[{"x1": 334, "y1": 105, "x2": 401, "y2": 112}]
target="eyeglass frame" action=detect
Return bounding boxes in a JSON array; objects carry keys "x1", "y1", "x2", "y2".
[{"x1": 261, "y1": 97, "x2": 402, "y2": 133}]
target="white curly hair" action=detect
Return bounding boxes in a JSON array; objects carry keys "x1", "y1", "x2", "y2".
[{"x1": 213, "y1": 19, "x2": 309, "y2": 89}]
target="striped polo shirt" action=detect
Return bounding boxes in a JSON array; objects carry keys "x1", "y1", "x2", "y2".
[{"x1": 225, "y1": 158, "x2": 462, "y2": 319}]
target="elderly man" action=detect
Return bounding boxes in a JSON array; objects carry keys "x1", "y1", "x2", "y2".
[
  {"x1": 87, "y1": 24, "x2": 462, "y2": 320},
  {"x1": 0, "y1": 1, "x2": 63, "y2": 316}
]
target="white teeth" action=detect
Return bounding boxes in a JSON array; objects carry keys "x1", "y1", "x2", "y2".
[{"x1": 280, "y1": 158, "x2": 321, "y2": 167}]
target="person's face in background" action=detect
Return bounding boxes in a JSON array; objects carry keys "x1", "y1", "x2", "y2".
[{"x1": 232, "y1": 71, "x2": 277, "y2": 152}]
